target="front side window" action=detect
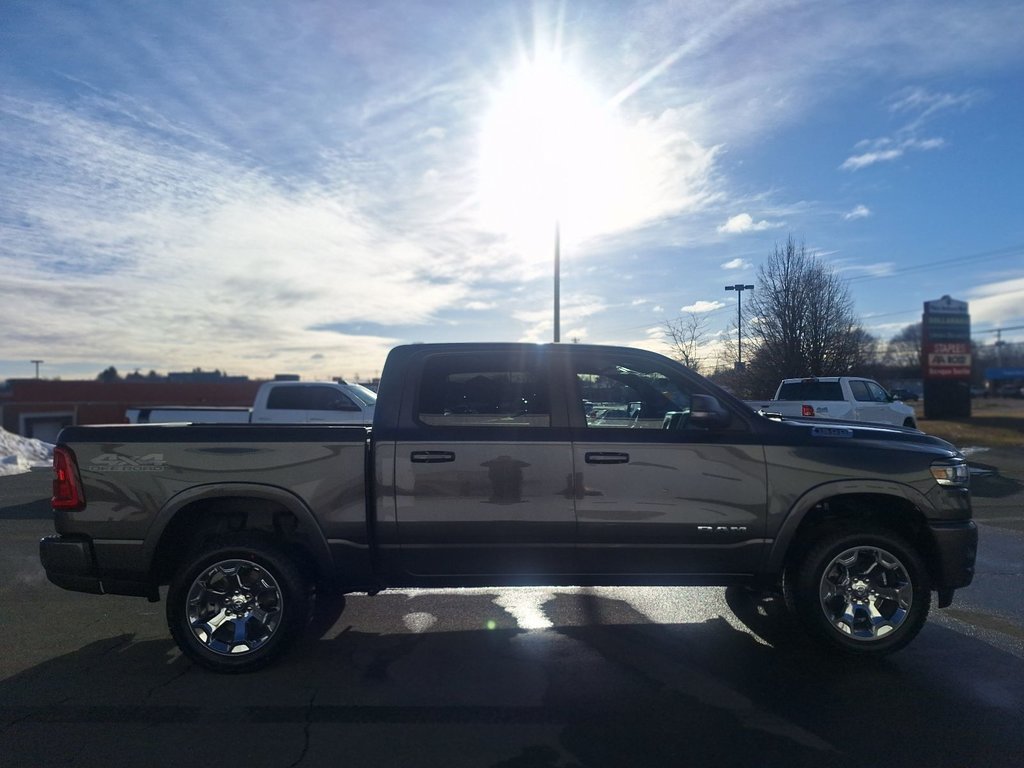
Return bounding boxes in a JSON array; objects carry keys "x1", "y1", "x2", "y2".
[
  {"x1": 574, "y1": 355, "x2": 692, "y2": 430},
  {"x1": 417, "y1": 353, "x2": 551, "y2": 427},
  {"x1": 305, "y1": 386, "x2": 358, "y2": 411},
  {"x1": 866, "y1": 382, "x2": 890, "y2": 403},
  {"x1": 849, "y1": 380, "x2": 872, "y2": 402}
]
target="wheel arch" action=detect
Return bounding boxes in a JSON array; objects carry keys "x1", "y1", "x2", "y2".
[
  {"x1": 147, "y1": 483, "x2": 334, "y2": 591},
  {"x1": 766, "y1": 481, "x2": 941, "y2": 583}
]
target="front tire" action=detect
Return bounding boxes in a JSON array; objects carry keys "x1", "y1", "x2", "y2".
[
  {"x1": 167, "y1": 536, "x2": 309, "y2": 673},
  {"x1": 789, "y1": 527, "x2": 931, "y2": 656}
]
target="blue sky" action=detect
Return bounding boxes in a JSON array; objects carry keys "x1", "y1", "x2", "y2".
[{"x1": 2, "y1": 0, "x2": 1022, "y2": 382}]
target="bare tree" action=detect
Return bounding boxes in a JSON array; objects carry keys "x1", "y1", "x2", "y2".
[
  {"x1": 664, "y1": 311, "x2": 710, "y2": 373},
  {"x1": 883, "y1": 323, "x2": 923, "y2": 371},
  {"x1": 745, "y1": 236, "x2": 866, "y2": 389}
]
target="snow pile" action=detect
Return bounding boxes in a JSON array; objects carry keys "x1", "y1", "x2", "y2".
[{"x1": 0, "y1": 428, "x2": 54, "y2": 477}]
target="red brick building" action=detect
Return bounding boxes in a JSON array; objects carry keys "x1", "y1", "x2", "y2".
[{"x1": 0, "y1": 379, "x2": 263, "y2": 441}]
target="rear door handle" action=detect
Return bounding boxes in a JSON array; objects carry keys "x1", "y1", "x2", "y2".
[
  {"x1": 585, "y1": 451, "x2": 630, "y2": 464},
  {"x1": 411, "y1": 451, "x2": 456, "y2": 464}
]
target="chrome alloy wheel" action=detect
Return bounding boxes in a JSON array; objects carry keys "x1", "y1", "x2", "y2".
[
  {"x1": 185, "y1": 559, "x2": 284, "y2": 656},
  {"x1": 818, "y1": 546, "x2": 913, "y2": 640}
]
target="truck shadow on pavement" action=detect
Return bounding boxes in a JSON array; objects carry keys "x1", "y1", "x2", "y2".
[{"x1": 2, "y1": 590, "x2": 1021, "y2": 768}]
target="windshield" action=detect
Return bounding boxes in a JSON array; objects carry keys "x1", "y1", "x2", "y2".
[{"x1": 346, "y1": 384, "x2": 378, "y2": 406}]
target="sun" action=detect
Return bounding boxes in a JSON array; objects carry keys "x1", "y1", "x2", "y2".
[{"x1": 478, "y1": 50, "x2": 630, "y2": 260}]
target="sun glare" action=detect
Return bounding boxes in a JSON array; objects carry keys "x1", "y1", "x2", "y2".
[{"x1": 479, "y1": 52, "x2": 631, "y2": 260}]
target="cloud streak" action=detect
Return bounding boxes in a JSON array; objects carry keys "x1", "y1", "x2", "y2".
[
  {"x1": 840, "y1": 86, "x2": 978, "y2": 171},
  {"x1": 717, "y1": 213, "x2": 783, "y2": 234}
]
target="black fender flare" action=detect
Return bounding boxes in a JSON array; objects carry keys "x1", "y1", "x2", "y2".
[
  {"x1": 764, "y1": 479, "x2": 932, "y2": 575},
  {"x1": 145, "y1": 482, "x2": 335, "y2": 587}
]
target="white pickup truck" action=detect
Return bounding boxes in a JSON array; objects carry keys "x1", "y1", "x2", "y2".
[
  {"x1": 127, "y1": 380, "x2": 376, "y2": 425},
  {"x1": 747, "y1": 376, "x2": 917, "y2": 428}
]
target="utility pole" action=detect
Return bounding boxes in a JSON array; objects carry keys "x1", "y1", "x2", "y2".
[
  {"x1": 553, "y1": 221, "x2": 561, "y2": 343},
  {"x1": 724, "y1": 284, "x2": 754, "y2": 369},
  {"x1": 31, "y1": 360, "x2": 44, "y2": 379}
]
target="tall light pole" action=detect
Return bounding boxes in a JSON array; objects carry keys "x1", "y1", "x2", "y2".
[
  {"x1": 553, "y1": 221, "x2": 561, "y2": 342},
  {"x1": 725, "y1": 284, "x2": 754, "y2": 369},
  {"x1": 31, "y1": 360, "x2": 44, "y2": 379}
]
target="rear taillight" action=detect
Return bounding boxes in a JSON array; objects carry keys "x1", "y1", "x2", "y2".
[
  {"x1": 52, "y1": 446, "x2": 85, "y2": 511},
  {"x1": 801, "y1": 404, "x2": 815, "y2": 417}
]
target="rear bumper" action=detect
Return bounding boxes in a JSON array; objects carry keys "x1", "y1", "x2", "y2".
[
  {"x1": 927, "y1": 520, "x2": 978, "y2": 590},
  {"x1": 39, "y1": 535, "x2": 153, "y2": 598}
]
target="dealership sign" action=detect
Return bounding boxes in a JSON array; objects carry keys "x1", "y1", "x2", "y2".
[{"x1": 922, "y1": 296, "x2": 970, "y2": 379}]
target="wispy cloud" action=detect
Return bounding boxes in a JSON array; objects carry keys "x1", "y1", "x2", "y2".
[
  {"x1": 513, "y1": 297, "x2": 608, "y2": 343},
  {"x1": 717, "y1": 213, "x2": 783, "y2": 234},
  {"x1": 721, "y1": 257, "x2": 752, "y2": 270},
  {"x1": 843, "y1": 204, "x2": 872, "y2": 220},
  {"x1": 841, "y1": 86, "x2": 978, "y2": 171},
  {"x1": 888, "y1": 87, "x2": 983, "y2": 130},
  {"x1": 841, "y1": 138, "x2": 945, "y2": 170},
  {"x1": 968, "y1": 276, "x2": 1024, "y2": 327},
  {"x1": 681, "y1": 300, "x2": 725, "y2": 313},
  {"x1": 836, "y1": 261, "x2": 895, "y2": 278},
  {"x1": 0, "y1": 95, "x2": 473, "y2": 377}
]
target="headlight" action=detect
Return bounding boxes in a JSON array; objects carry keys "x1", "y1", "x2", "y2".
[{"x1": 930, "y1": 459, "x2": 969, "y2": 487}]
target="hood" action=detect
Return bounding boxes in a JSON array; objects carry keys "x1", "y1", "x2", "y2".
[{"x1": 768, "y1": 414, "x2": 960, "y2": 454}]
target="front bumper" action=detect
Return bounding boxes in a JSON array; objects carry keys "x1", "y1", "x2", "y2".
[{"x1": 928, "y1": 520, "x2": 978, "y2": 590}]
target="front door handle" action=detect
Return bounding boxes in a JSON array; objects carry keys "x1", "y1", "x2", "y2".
[
  {"x1": 411, "y1": 450, "x2": 456, "y2": 463},
  {"x1": 585, "y1": 451, "x2": 630, "y2": 464}
]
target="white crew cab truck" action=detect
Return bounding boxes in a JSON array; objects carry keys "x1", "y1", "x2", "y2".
[
  {"x1": 748, "y1": 376, "x2": 917, "y2": 428},
  {"x1": 127, "y1": 381, "x2": 376, "y2": 425}
]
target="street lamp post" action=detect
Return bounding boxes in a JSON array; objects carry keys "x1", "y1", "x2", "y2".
[
  {"x1": 553, "y1": 221, "x2": 561, "y2": 343},
  {"x1": 31, "y1": 360, "x2": 44, "y2": 379},
  {"x1": 724, "y1": 284, "x2": 754, "y2": 369}
]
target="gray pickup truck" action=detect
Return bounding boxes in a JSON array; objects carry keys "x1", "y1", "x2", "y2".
[{"x1": 40, "y1": 343, "x2": 977, "y2": 672}]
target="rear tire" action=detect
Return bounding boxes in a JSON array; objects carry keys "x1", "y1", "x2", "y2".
[
  {"x1": 788, "y1": 526, "x2": 931, "y2": 657},
  {"x1": 167, "y1": 535, "x2": 309, "y2": 673}
]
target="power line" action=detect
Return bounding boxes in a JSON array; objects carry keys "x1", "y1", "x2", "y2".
[
  {"x1": 974, "y1": 324, "x2": 1024, "y2": 335},
  {"x1": 846, "y1": 244, "x2": 1023, "y2": 283},
  {"x1": 592, "y1": 242, "x2": 1024, "y2": 338}
]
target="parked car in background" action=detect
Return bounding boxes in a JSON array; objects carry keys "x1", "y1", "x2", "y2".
[
  {"x1": 890, "y1": 388, "x2": 920, "y2": 402},
  {"x1": 127, "y1": 380, "x2": 376, "y2": 425},
  {"x1": 746, "y1": 376, "x2": 917, "y2": 428},
  {"x1": 995, "y1": 383, "x2": 1023, "y2": 398}
]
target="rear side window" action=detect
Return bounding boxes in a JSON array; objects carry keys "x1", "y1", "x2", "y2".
[
  {"x1": 776, "y1": 381, "x2": 844, "y2": 401},
  {"x1": 267, "y1": 385, "x2": 358, "y2": 411},
  {"x1": 416, "y1": 353, "x2": 551, "y2": 427}
]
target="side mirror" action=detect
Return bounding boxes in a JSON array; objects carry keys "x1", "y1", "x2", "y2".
[{"x1": 689, "y1": 394, "x2": 732, "y2": 430}]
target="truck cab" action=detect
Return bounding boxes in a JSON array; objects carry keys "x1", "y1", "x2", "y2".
[{"x1": 250, "y1": 381, "x2": 376, "y2": 424}]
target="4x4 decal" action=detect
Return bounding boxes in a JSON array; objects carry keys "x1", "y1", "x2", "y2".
[{"x1": 90, "y1": 453, "x2": 166, "y2": 472}]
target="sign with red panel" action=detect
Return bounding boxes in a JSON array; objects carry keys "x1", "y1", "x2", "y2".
[{"x1": 922, "y1": 296, "x2": 970, "y2": 380}]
